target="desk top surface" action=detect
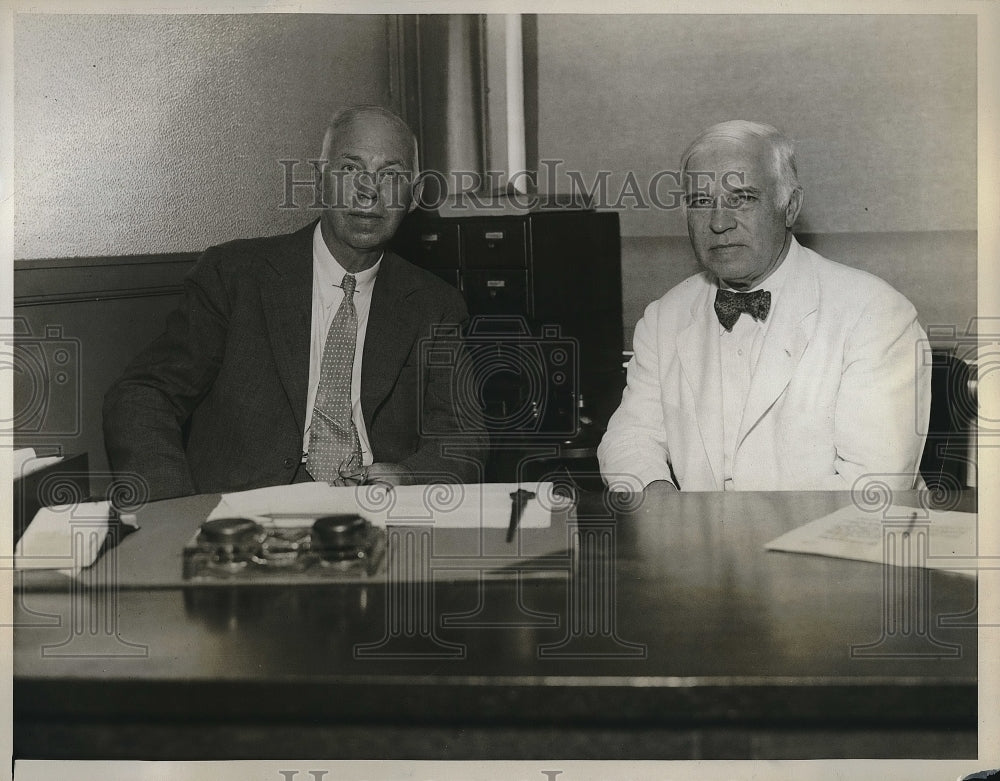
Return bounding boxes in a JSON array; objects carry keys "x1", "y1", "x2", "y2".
[{"x1": 14, "y1": 489, "x2": 978, "y2": 729}]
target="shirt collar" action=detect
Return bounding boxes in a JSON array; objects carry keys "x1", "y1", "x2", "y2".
[
  {"x1": 714, "y1": 236, "x2": 799, "y2": 334},
  {"x1": 312, "y1": 221, "x2": 381, "y2": 292}
]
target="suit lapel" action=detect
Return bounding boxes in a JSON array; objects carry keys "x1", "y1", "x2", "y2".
[
  {"x1": 259, "y1": 222, "x2": 315, "y2": 436},
  {"x1": 361, "y1": 253, "x2": 421, "y2": 431},
  {"x1": 737, "y1": 240, "x2": 818, "y2": 446},
  {"x1": 676, "y1": 279, "x2": 725, "y2": 488}
]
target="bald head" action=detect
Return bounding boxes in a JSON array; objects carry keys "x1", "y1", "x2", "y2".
[
  {"x1": 681, "y1": 120, "x2": 799, "y2": 208},
  {"x1": 320, "y1": 105, "x2": 419, "y2": 174}
]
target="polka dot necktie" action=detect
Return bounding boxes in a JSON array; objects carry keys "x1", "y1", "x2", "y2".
[
  {"x1": 306, "y1": 274, "x2": 363, "y2": 482},
  {"x1": 714, "y1": 288, "x2": 772, "y2": 331}
]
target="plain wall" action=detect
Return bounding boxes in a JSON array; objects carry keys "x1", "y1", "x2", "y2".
[
  {"x1": 535, "y1": 14, "x2": 976, "y2": 237},
  {"x1": 533, "y1": 14, "x2": 977, "y2": 343},
  {"x1": 13, "y1": 260, "x2": 191, "y2": 488},
  {"x1": 621, "y1": 231, "x2": 978, "y2": 346},
  {"x1": 13, "y1": 13, "x2": 392, "y2": 259}
]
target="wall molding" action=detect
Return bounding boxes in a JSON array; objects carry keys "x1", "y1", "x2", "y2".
[{"x1": 14, "y1": 254, "x2": 197, "y2": 307}]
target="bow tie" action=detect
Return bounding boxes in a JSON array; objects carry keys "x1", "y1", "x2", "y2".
[{"x1": 714, "y1": 288, "x2": 772, "y2": 331}]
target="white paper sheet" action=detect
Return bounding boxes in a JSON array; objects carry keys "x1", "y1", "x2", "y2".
[
  {"x1": 207, "y1": 481, "x2": 570, "y2": 529},
  {"x1": 765, "y1": 504, "x2": 978, "y2": 577},
  {"x1": 12, "y1": 447, "x2": 64, "y2": 480},
  {"x1": 15, "y1": 501, "x2": 140, "y2": 575},
  {"x1": 15, "y1": 501, "x2": 112, "y2": 573}
]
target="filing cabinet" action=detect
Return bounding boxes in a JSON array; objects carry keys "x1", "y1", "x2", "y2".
[
  {"x1": 393, "y1": 208, "x2": 624, "y2": 465},
  {"x1": 393, "y1": 208, "x2": 622, "y2": 376}
]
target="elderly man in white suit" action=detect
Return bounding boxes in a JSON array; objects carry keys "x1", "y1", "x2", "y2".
[{"x1": 598, "y1": 121, "x2": 930, "y2": 492}]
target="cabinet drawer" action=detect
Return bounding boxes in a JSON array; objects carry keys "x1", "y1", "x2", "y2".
[
  {"x1": 397, "y1": 222, "x2": 461, "y2": 269},
  {"x1": 462, "y1": 221, "x2": 527, "y2": 268},
  {"x1": 462, "y1": 269, "x2": 528, "y2": 315}
]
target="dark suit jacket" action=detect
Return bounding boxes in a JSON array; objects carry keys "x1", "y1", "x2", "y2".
[{"x1": 103, "y1": 221, "x2": 488, "y2": 501}]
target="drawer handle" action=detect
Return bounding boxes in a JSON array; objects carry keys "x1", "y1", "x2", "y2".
[
  {"x1": 486, "y1": 280, "x2": 506, "y2": 288},
  {"x1": 484, "y1": 231, "x2": 505, "y2": 248},
  {"x1": 420, "y1": 233, "x2": 440, "y2": 242}
]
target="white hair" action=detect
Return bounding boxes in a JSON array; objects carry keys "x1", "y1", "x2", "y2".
[{"x1": 680, "y1": 120, "x2": 799, "y2": 207}]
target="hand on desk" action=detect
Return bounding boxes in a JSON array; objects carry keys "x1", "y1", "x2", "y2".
[
  {"x1": 360, "y1": 462, "x2": 416, "y2": 488},
  {"x1": 329, "y1": 462, "x2": 415, "y2": 487},
  {"x1": 644, "y1": 479, "x2": 679, "y2": 495}
]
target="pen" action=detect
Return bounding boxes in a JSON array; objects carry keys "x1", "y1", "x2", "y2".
[
  {"x1": 507, "y1": 488, "x2": 537, "y2": 543},
  {"x1": 904, "y1": 511, "x2": 917, "y2": 536}
]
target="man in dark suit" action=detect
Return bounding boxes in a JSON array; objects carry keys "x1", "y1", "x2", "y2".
[{"x1": 104, "y1": 105, "x2": 487, "y2": 501}]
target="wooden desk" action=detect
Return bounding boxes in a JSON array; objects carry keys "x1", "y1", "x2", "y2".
[{"x1": 13, "y1": 490, "x2": 977, "y2": 760}]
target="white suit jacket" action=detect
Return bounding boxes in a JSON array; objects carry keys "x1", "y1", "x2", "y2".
[{"x1": 598, "y1": 238, "x2": 931, "y2": 491}]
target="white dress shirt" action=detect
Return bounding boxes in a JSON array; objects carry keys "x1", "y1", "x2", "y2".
[
  {"x1": 718, "y1": 254, "x2": 794, "y2": 489},
  {"x1": 303, "y1": 222, "x2": 380, "y2": 465}
]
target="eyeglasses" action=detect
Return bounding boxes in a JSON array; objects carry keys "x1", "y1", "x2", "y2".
[
  {"x1": 685, "y1": 190, "x2": 760, "y2": 210},
  {"x1": 336, "y1": 454, "x2": 371, "y2": 486}
]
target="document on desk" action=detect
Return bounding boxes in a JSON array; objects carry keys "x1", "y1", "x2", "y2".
[
  {"x1": 207, "y1": 481, "x2": 570, "y2": 529},
  {"x1": 765, "y1": 504, "x2": 977, "y2": 577},
  {"x1": 14, "y1": 501, "x2": 139, "y2": 574},
  {"x1": 12, "y1": 447, "x2": 63, "y2": 479}
]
